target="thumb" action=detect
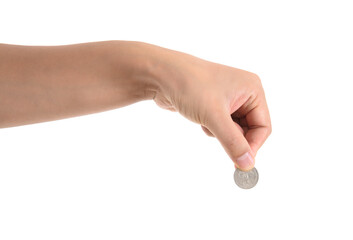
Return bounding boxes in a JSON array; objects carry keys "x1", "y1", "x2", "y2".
[{"x1": 207, "y1": 110, "x2": 255, "y2": 171}]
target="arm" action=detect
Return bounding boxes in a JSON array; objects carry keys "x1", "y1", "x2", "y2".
[
  {"x1": 0, "y1": 41, "x2": 156, "y2": 127},
  {"x1": 0, "y1": 41, "x2": 271, "y2": 170}
]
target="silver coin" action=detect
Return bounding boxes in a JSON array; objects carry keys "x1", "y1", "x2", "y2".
[{"x1": 234, "y1": 167, "x2": 259, "y2": 189}]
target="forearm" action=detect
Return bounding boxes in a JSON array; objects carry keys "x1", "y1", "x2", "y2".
[{"x1": 0, "y1": 41, "x2": 157, "y2": 128}]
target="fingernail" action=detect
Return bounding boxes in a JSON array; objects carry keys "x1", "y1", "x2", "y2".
[{"x1": 236, "y1": 152, "x2": 254, "y2": 170}]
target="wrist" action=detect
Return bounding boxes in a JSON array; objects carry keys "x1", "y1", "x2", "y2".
[
  {"x1": 109, "y1": 41, "x2": 191, "y2": 104},
  {"x1": 131, "y1": 42, "x2": 188, "y2": 100},
  {"x1": 110, "y1": 41, "x2": 161, "y2": 102}
]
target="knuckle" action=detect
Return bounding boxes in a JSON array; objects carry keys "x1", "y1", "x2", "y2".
[
  {"x1": 245, "y1": 72, "x2": 261, "y2": 86},
  {"x1": 225, "y1": 136, "x2": 245, "y2": 159},
  {"x1": 254, "y1": 73, "x2": 261, "y2": 80},
  {"x1": 251, "y1": 73, "x2": 261, "y2": 84},
  {"x1": 227, "y1": 136, "x2": 238, "y2": 148}
]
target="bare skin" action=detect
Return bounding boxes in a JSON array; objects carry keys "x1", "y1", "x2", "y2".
[{"x1": 0, "y1": 41, "x2": 271, "y2": 170}]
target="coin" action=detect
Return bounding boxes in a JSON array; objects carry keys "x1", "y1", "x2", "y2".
[{"x1": 234, "y1": 167, "x2": 259, "y2": 189}]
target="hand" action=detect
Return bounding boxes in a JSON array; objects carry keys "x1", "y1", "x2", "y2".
[
  {"x1": 149, "y1": 45, "x2": 272, "y2": 171},
  {"x1": 0, "y1": 40, "x2": 271, "y2": 170}
]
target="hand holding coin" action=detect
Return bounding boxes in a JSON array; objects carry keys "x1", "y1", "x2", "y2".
[{"x1": 0, "y1": 41, "x2": 271, "y2": 180}]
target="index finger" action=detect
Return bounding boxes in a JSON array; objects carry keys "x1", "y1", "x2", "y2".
[{"x1": 244, "y1": 94, "x2": 272, "y2": 155}]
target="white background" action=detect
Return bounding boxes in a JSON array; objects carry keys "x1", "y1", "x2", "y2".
[{"x1": 1, "y1": 0, "x2": 352, "y2": 239}]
